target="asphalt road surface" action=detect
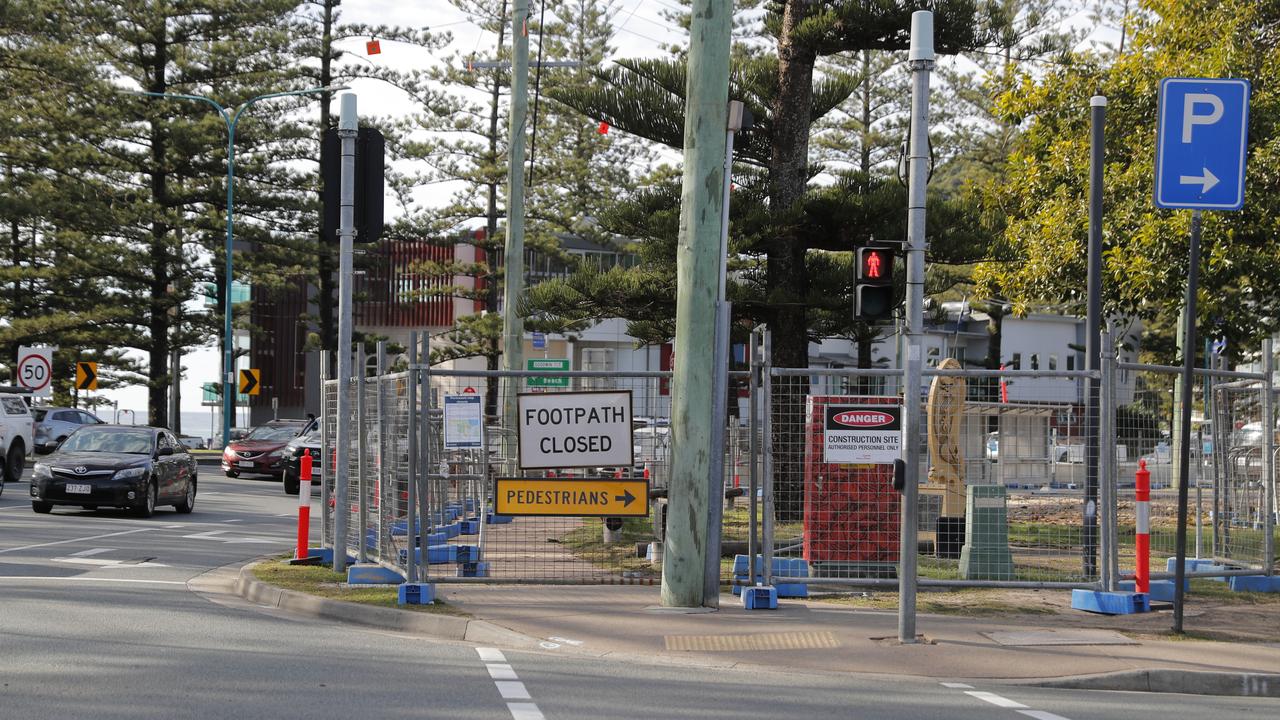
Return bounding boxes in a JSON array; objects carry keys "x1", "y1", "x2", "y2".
[{"x1": 2, "y1": 471, "x2": 1277, "y2": 719}]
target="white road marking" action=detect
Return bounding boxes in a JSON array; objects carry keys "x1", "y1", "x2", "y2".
[
  {"x1": 486, "y1": 664, "x2": 519, "y2": 680},
  {"x1": 1018, "y1": 711, "x2": 1072, "y2": 720},
  {"x1": 965, "y1": 691, "x2": 1028, "y2": 709},
  {"x1": 182, "y1": 529, "x2": 281, "y2": 544},
  {"x1": 69, "y1": 548, "x2": 113, "y2": 557},
  {"x1": 947, "y1": 684, "x2": 1074, "y2": 720},
  {"x1": 53, "y1": 557, "x2": 168, "y2": 568},
  {"x1": 223, "y1": 519, "x2": 242, "y2": 523},
  {"x1": 477, "y1": 648, "x2": 544, "y2": 720},
  {"x1": 0, "y1": 576, "x2": 186, "y2": 586},
  {"x1": 507, "y1": 704, "x2": 545, "y2": 720},
  {"x1": 0, "y1": 528, "x2": 151, "y2": 555}
]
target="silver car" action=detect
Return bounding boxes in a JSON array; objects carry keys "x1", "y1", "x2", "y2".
[{"x1": 32, "y1": 407, "x2": 105, "y2": 453}]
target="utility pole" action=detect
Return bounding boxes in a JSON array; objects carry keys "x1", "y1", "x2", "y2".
[
  {"x1": 500, "y1": 0, "x2": 530, "y2": 438},
  {"x1": 898, "y1": 10, "x2": 933, "y2": 644},
  {"x1": 332, "y1": 93, "x2": 357, "y2": 574},
  {"x1": 660, "y1": 0, "x2": 732, "y2": 609},
  {"x1": 1083, "y1": 95, "x2": 1106, "y2": 580}
]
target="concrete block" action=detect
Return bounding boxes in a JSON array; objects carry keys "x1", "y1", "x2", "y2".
[
  {"x1": 1071, "y1": 589, "x2": 1150, "y2": 615},
  {"x1": 397, "y1": 582, "x2": 434, "y2": 605}
]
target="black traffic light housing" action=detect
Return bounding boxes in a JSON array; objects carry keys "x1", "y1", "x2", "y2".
[
  {"x1": 854, "y1": 245, "x2": 898, "y2": 322},
  {"x1": 321, "y1": 127, "x2": 385, "y2": 243}
]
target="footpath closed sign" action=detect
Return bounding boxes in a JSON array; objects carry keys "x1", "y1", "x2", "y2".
[
  {"x1": 823, "y1": 404, "x2": 902, "y2": 464},
  {"x1": 517, "y1": 390, "x2": 633, "y2": 469},
  {"x1": 495, "y1": 477, "x2": 648, "y2": 517}
]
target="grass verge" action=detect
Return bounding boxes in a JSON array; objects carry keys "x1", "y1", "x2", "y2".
[
  {"x1": 809, "y1": 587, "x2": 1060, "y2": 616},
  {"x1": 251, "y1": 556, "x2": 470, "y2": 616}
]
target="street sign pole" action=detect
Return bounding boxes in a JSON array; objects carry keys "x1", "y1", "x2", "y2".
[
  {"x1": 1152, "y1": 77, "x2": 1250, "y2": 633},
  {"x1": 1172, "y1": 210, "x2": 1202, "y2": 634}
]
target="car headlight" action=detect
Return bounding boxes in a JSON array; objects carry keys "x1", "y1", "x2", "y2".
[
  {"x1": 33, "y1": 464, "x2": 51, "y2": 480},
  {"x1": 115, "y1": 467, "x2": 148, "y2": 480}
]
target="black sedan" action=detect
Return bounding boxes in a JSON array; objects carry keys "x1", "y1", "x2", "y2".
[{"x1": 29, "y1": 425, "x2": 197, "y2": 517}]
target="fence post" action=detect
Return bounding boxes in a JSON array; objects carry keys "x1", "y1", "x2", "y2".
[
  {"x1": 419, "y1": 332, "x2": 432, "y2": 584},
  {"x1": 320, "y1": 352, "x2": 331, "y2": 550},
  {"x1": 1264, "y1": 337, "x2": 1275, "y2": 575},
  {"x1": 356, "y1": 343, "x2": 368, "y2": 564},
  {"x1": 747, "y1": 328, "x2": 761, "y2": 588},
  {"x1": 762, "y1": 329, "x2": 775, "y2": 588},
  {"x1": 375, "y1": 341, "x2": 387, "y2": 562},
  {"x1": 1100, "y1": 326, "x2": 1115, "y2": 591},
  {"x1": 406, "y1": 331, "x2": 419, "y2": 583}
]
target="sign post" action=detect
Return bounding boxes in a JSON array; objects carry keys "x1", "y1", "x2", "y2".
[
  {"x1": 1155, "y1": 77, "x2": 1251, "y2": 634},
  {"x1": 16, "y1": 346, "x2": 53, "y2": 397}
]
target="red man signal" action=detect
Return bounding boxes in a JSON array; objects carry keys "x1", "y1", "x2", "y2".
[{"x1": 855, "y1": 246, "x2": 897, "y2": 321}]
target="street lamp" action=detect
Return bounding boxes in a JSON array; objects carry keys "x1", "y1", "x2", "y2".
[{"x1": 132, "y1": 85, "x2": 346, "y2": 448}]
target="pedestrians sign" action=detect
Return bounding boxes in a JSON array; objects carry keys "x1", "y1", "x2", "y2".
[
  {"x1": 239, "y1": 368, "x2": 261, "y2": 395},
  {"x1": 526, "y1": 358, "x2": 570, "y2": 388},
  {"x1": 517, "y1": 390, "x2": 633, "y2": 469},
  {"x1": 75, "y1": 362, "x2": 98, "y2": 391},
  {"x1": 495, "y1": 477, "x2": 648, "y2": 517},
  {"x1": 531, "y1": 331, "x2": 546, "y2": 349},
  {"x1": 1154, "y1": 78, "x2": 1251, "y2": 210},
  {"x1": 16, "y1": 346, "x2": 53, "y2": 397}
]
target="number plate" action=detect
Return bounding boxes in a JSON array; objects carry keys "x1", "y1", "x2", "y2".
[
  {"x1": 65, "y1": 483, "x2": 91, "y2": 494},
  {"x1": 239, "y1": 460, "x2": 255, "y2": 468}
]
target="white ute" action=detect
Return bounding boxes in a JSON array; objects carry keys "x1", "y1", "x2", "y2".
[{"x1": 0, "y1": 392, "x2": 33, "y2": 495}]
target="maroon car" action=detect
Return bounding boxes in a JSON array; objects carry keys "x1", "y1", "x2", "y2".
[{"x1": 221, "y1": 419, "x2": 314, "y2": 479}]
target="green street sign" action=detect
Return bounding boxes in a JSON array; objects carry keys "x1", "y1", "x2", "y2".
[{"x1": 527, "y1": 358, "x2": 570, "y2": 387}]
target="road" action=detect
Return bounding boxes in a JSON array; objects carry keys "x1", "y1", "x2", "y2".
[{"x1": 1, "y1": 469, "x2": 1277, "y2": 719}]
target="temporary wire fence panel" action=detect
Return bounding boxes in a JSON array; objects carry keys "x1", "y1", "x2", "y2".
[{"x1": 765, "y1": 367, "x2": 1102, "y2": 586}]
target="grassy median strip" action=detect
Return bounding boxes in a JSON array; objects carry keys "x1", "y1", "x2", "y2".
[{"x1": 252, "y1": 557, "x2": 470, "y2": 616}]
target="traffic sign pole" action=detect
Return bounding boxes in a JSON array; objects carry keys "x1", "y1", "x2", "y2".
[{"x1": 1172, "y1": 210, "x2": 1202, "y2": 634}]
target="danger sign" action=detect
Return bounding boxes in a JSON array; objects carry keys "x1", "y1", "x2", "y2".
[
  {"x1": 517, "y1": 390, "x2": 633, "y2": 470},
  {"x1": 823, "y1": 404, "x2": 902, "y2": 464}
]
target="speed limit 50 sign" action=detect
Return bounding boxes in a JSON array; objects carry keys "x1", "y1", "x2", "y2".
[{"x1": 17, "y1": 345, "x2": 54, "y2": 397}]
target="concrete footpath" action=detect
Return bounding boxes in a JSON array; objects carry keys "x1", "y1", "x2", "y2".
[{"x1": 219, "y1": 562, "x2": 1280, "y2": 698}]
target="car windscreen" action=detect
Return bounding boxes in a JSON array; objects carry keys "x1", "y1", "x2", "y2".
[
  {"x1": 59, "y1": 428, "x2": 154, "y2": 454},
  {"x1": 245, "y1": 424, "x2": 303, "y2": 442}
]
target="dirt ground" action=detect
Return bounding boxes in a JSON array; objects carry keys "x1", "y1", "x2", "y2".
[{"x1": 810, "y1": 580, "x2": 1280, "y2": 643}]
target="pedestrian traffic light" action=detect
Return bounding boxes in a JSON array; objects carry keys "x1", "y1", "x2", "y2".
[{"x1": 855, "y1": 246, "x2": 897, "y2": 321}]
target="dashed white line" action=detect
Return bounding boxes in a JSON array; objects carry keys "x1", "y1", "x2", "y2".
[
  {"x1": 69, "y1": 547, "x2": 113, "y2": 557},
  {"x1": 0, "y1": 576, "x2": 186, "y2": 585},
  {"x1": 1018, "y1": 711, "x2": 1072, "y2": 720},
  {"x1": 943, "y1": 682, "x2": 1074, "y2": 720},
  {"x1": 477, "y1": 648, "x2": 544, "y2": 720},
  {"x1": 965, "y1": 691, "x2": 1028, "y2": 709},
  {"x1": 0, "y1": 528, "x2": 151, "y2": 555}
]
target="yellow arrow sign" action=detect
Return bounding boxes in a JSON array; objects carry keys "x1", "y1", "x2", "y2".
[
  {"x1": 495, "y1": 477, "x2": 649, "y2": 517},
  {"x1": 239, "y1": 368, "x2": 261, "y2": 396},
  {"x1": 75, "y1": 362, "x2": 97, "y2": 391}
]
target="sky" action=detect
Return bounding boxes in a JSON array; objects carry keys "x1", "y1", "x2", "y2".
[{"x1": 92, "y1": 0, "x2": 1120, "y2": 423}]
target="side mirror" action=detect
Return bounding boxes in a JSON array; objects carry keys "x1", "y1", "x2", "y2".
[{"x1": 157, "y1": 446, "x2": 174, "y2": 457}]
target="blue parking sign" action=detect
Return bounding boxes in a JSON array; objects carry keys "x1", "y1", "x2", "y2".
[{"x1": 1154, "y1": 78, "x2": 1251, "y2": 210}]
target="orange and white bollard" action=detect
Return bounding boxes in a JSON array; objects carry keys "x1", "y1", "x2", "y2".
[
  {"x1": 295, "y1": 453, "x2": 313, "y2": 560},
  {"x1": 1135, "y1": 459, "x2": 1150, "y2": 594}
]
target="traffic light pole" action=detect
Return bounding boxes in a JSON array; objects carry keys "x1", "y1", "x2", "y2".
[{"x1": 899, "y1": 11, "x2": 933, "y2": 645}]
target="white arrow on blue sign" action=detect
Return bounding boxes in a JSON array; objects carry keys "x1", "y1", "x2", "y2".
[{"x1": 1154, "y1": 78, "x2": 1251, "y2": 211}]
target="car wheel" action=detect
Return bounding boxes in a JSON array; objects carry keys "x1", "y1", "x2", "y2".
[
  {"x1": 32, "y1": 501, "x2": 52, "y2": 514},
  {"x1": 283, "y1": 473, "x2": 299, "y2": 495},
  {"x1": 133, "y1": 481, "x2": 156, "y2": 518},
  {"x1": 174, "y1": 480, "x2": 196, "y2": 514},
  {"x1": 3, "y1": 441, "x2": 24, "y2": 484},
  {"x1": 225, "y1": 470, "x2": 239, "y2": 478}
]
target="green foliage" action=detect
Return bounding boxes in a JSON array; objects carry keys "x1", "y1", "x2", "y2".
[{"x1": 977, "y1": 0, "x2": 1280, "y2": 362}]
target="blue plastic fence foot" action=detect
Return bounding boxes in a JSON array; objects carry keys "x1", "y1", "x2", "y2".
[
  {"x1": 1071, "y1": 589, "x2": 1150, "y2": 614},
  {"x1": 1228, "y1": 575, "x2": 1280, "y2": 592},
  {"x1": 458, "y1": 562, "x2": 490, "y2": 578},
  {"x1": 397, "y1": 582, "x2": 435, "y2": 605},
  {"x1": 1117, "y1": 580, "x2": 1177, "y2": 603},
  {"x1": 347, "y1": 564, "x2": 404, "y2": 585},
  {"x1": 742, "y1": 585, "x2": 778, "y2": 610}
]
